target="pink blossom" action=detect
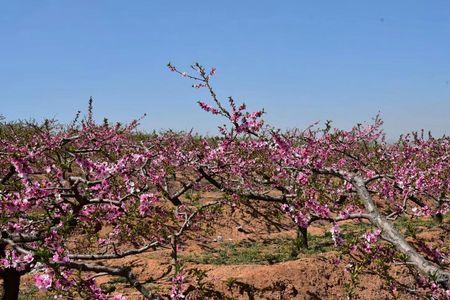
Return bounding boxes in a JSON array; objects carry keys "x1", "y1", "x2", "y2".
[
  {"x1": 139, "y1": 193, "x2": 159, "y2": 216},
  {"x1": 35, "y1": 273, "x2": 53, "y2": 290},
  {"x1": 330, "y1": 223, "x2": 344, "y2": 246},
  {"x1": 170, "y1": 272, "x2": 186, "y2": 300}
]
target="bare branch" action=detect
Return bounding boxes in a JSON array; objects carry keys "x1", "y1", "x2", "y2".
[
  {"x1": 69, "y1": 241, "x2": 159, "y2": 260},
  {"x1": 65, "y1": 261, "x2": 158, "y2": 299},
  {"x1": 199, "y1": 167, "x2": 286, "y2": 203}
]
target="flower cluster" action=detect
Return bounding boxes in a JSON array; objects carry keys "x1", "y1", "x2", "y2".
[{"x1": 170, "y1": 272, "x2": 186, "y2": 300}]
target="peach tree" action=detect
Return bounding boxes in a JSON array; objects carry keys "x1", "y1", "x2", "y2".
[
  {"x1": 170, "y1": 63, "x2": 450, "y2": 299},
  {"x1": 0, "y1": 105, "x2": 218, "y2": 299}
]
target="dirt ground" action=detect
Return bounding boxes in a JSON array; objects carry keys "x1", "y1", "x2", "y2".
[{"x1": 16, "y1": 201, "x2": 449, "y2": 300}]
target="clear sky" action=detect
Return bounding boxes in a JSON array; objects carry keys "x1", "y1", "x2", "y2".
[{"x1": 1, "y1": 1, "x2": 449, "y2": 138}]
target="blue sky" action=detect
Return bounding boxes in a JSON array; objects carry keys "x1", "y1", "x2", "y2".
[{"x1": 1, "y1": 1, "x2": 449, "y2": 137}]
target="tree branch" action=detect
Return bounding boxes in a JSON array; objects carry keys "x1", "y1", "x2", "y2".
[{"x1": 198, "y1": 167, "x2": 286, "y2": 203}]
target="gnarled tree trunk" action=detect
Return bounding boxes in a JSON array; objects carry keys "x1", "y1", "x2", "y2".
[
  {"x1": 351, "y1": 176, "x2": 450, "y2": 289},
  {"x1": 1, "y1": 269, "x2": 21, "y2": 300},
  {"x1": 0, "y1": 242, "x2": 21, "y2": 300}
]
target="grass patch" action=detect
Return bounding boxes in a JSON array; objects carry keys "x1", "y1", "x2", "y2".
[
  {"x1": 18, "y1": 285, "x2": 54, "y2": 300},
  {"x1": 182, "y1": 238, "x2": 291, "y2": 265},
  {"x1": 394, "y1": 214, "x2": 447, "y2": 229},
  {"x1": 182, "y1": 213, "x2": 449, "y2": 266},
  {"x1": 181, "y1": 234, "x2": 335, "y2": 265}
]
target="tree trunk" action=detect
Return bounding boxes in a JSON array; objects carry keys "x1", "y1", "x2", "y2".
[
  {"x1": 291, "y1": 227, "x2": 308, "y2": 257},
  {"x1": 433, "y1": 212, "x2": 443, "y2": 224},
  {"x1": 1, "y1": 242, "x2": 21, "y2": 300},
  {"x1": 433, "y1": 198, "x2": 443, "y2": 224},
  {"x1": 298, "y1": 227, "x2": 308, "y2": 249},
  {"x1": 170, "y1": 233, "x2": 178, "y2": 272},
  {"x1": 2, "y1": 269, "x2": 21, "y2": 300}
]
